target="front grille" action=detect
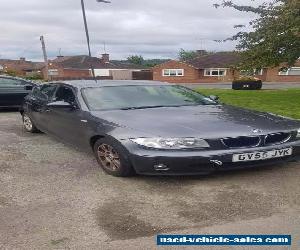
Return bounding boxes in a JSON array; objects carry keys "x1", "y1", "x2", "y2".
[
  {"x1": 265, "y1": 132, "x2": 291, "y2": 145},
  {"x1": 222, "y1": 136, "x2": 260, "y2": 148}
]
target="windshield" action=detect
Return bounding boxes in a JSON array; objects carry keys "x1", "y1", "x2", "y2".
[{"x1": 82, "y1": 85, "x2": 217, "y2": 111}]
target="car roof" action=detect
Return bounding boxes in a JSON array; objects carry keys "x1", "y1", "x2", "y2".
[
  {"x1": 0, "y1": 75, "x2": 35, "y2": 84},
  {"x1": 49, "y1": 80, "x2": 173, "y2": 89},
  {"x1": 0, "y1": 75, "x2": 31, "y2": 82}
]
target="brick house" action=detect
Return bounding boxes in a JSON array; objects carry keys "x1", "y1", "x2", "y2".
[
  {"x1": 0, "y1": 54, "x2": 151, "y2": 81},
  {"x1": 262, "y1": 62, "x2": 300, "y2": 82},
  {"x1": 45, "y1": 56, "x2": 91, "y2": 80},
  {"x1": 0, "y1": 58, "x2": 44, "y2": 77},
  {"x1": 45, "y1": 54, "x2": 148, "y2": 80},
  {"x1": 153, "y1": 52, "x2": 300, "y2": 83}
]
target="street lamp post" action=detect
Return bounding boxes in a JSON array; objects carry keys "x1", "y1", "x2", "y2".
[{"x1": 80, "y1": 0, "x2": 111, "y2": 79}]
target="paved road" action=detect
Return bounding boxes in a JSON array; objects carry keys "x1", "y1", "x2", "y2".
[
  {"x1": 0, "y1": 112, "x2": 299, "y2": 250},
  {"x1": 183, "y1": 82, "x2": 300, "y2": 89}
]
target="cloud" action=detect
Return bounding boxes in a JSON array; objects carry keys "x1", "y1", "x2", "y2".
[{"x1": 0, "y1": 0, "x2": 265, "y2": 61}]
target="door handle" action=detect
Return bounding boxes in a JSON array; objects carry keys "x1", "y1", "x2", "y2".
[{"x1": 81, "y1": 120, "x2": 88, "y2": 123}]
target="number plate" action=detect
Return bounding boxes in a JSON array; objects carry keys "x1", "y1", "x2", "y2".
[{"x1": 232, "y1": 148, "x2": 293, "y2": 162}]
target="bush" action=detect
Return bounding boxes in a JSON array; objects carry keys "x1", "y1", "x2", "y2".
[
  {"x1": 25, "y1": 75, "x2": 44, "y2": 81},
  {"x1": 232, "y1": 79, "x2": 262, "y2": 90}
]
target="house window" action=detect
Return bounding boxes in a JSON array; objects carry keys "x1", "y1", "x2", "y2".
[
  {"x1": 204, "y1": 68, "x2": 227, "y2": 76},
  {"x1": 279, "y1": 67, "x2": 300, "y2": 76},
  {"x1": 162, "y1": 69, "x2": 184, "y2": 77}
]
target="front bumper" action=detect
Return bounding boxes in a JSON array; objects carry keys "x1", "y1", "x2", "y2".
[{"x1": 122, "y1": 140, "x2": 300, "y2": 175}]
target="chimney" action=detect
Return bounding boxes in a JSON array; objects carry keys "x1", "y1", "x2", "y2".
[
  {"x1": 100, "y1": 53, "x2": 110, "y2": 64},
  {"x1": 20, "y1": 57, "x2": 26, "y2": 62},
  {"x1": 196, "y1": 50, "x2": 207, "y2": 56}
]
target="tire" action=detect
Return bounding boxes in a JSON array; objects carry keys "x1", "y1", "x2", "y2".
[
  {"x1": 93, "y1": 137, "x2": 135, "y2": 177},
  {"x1": 22, "y1": 113, "x2": 39, "y2": 133}
]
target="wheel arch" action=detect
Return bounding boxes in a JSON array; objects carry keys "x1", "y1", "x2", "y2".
[{"x1": 90, "y1": 135, "x2": 106, "y2": 148}]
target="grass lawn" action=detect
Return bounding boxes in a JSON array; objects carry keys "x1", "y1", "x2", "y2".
[{"x1": 196, "y1": 88, "x2": 300, "y2": 120}]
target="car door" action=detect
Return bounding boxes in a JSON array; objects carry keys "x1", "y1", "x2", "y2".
[
  {"x1": 0, "y1": 77, "x2": 32, "y2": 107},
  {"x1": 28, "y1": 84, "x2": 58, "y2": 131},
  {"x1": 45, "y1": 85, "x2": 89, "y2": 147}
]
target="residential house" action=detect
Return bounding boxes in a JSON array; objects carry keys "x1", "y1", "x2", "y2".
[
  {"x1": 153, "y1": 51, "x2": 300, "y2": 83},
  {"x1": 45, "y1": 54, "x2": 150, "y2": 80},
  {"x1": 0, "y1": 54, "x2": 152, "y2": 81},
  {"x1": 0, "y1": 58, "x2": 43, "y2": 77},
  {"x1": 264, "y1": 62, "x2": 300, "y2": 82}
]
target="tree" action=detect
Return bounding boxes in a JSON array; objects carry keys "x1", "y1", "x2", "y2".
[
  {"x1": 214, "y1": 0, "x2": 300, "y2": 69},
  {"x1": 143, "y1": 59, "x2": 170, "y2": 68},
  {"x1": 127, "y1": 55, "x2": 144, "y2": 65},
  {"x1": 178, "y1": 49, "x2": 199, "y2": 61}
]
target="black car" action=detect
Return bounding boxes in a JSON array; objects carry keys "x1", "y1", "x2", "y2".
[
  {"x1": 0, "y1": 75, "x2": 35, "y2": 108},
  {"x1": 20, "y1": 80, "x2": 300, "y2": 177}
]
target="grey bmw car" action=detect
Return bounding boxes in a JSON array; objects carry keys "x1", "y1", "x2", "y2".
[{"x1": 21, "y1": 81, "x2": 300, "y2": 177}]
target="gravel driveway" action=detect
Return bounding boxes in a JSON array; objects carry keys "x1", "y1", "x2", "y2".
[{"x1": 0, "y1": 112, "x2": 299, "y2": 250}]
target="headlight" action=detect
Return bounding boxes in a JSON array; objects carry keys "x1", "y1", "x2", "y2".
[
  {"x1": 297, "y1": 129, "x2": 300, "y2": 138},
  {"x1": 130, "y1": 138, "x2": 210, "y2": 149}
]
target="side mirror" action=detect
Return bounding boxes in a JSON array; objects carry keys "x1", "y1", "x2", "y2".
[
  {"x1": 209, "y1": 95, "x2": 219, "y2": 101},
  {"x1": 47, "y1": 101, "x2": 73, "y2": 109}
]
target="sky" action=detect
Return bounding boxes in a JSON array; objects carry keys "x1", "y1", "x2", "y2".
[{"x1": 0, "y1": 0, "x2": 264, "y2": 61}]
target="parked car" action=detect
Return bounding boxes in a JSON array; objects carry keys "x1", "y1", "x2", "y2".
[
  {"x1": 20, "y1": 81, "x2": 300, "y2": 177},
  {"x1": 0, "y1": 75, "x2": 35, "y2": 108}
]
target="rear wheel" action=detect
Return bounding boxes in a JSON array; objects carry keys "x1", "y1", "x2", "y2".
[
  {"x1": 93, "y1": 137, "x2": 135, "y2": 177},
  {"x1": 22, "y1": 113, "x2": 39, "y2": 133}
]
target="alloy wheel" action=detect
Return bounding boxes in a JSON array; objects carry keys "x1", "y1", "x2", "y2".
[
  {"x1": 97, "y1": 144, "x2": 121, "y2": 171},
  {"x1": 23, "y1": 115, "x2": 33, "y2": 131}
]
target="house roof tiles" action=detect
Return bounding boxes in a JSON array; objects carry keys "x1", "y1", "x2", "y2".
[
  {"x1": 50, "y1": 55, "x2": 146, "y2": 70},
  {"x1": 186, "y1": 52, "x2": 241, "y2": 69}
]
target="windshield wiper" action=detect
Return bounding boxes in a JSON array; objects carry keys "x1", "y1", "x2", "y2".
[{"x1": 120, "y1": 105, "x2": 167, "y2": 110}]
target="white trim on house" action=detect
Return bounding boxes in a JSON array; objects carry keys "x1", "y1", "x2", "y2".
[
  {"x1": 48, "y1": 69, "x2": 59, "y2": 76},
  {"x1": 204, "y1": 68, "x2": 227, "y2": 76},
  {"x1": 162, "y1": 69, "x2": 184, "y2": 77},
  {"x1": 278, "y1": 67, "x2": 300, "y2": 76},
  {"x1": 94, "y1": 68, "x2": 141, "y2": 77},
  {"x1": 94, "y1": 69, "x2": 111, "y2": 77}
]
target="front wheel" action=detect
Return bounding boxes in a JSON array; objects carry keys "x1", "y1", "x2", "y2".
[
  {"x1": 93, "y1": 137, "x2": 135, "y2": 177},
  {"x1": 22, "y1": 113, "x2": 39, "y2": 133}
]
